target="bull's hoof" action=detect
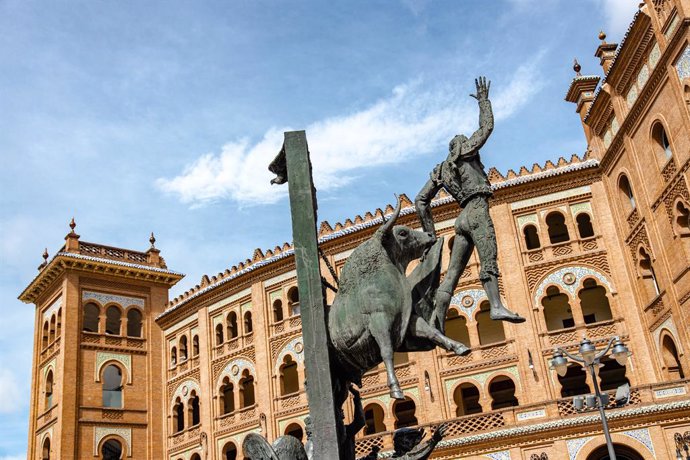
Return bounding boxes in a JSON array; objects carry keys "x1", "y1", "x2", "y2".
[
  {"x1": 452, "y1": 343, "x2": 471, "y2": 356},
  {"x1": 390, "y1": 386, "x2": 405, "y2": 400}
]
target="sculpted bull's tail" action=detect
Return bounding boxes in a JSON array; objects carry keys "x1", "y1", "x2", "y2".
[{"x1": 377, "y1": 195, "x2": 402, "y2": 236}]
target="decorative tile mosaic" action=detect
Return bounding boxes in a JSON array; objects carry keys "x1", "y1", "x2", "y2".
[
  {"x1": 485, "y1": 450, "x2": 511, "y2": 460},
  {"x1": 649, "y1": 42, "x2": 661, "y2": 68},
  {"x1": 218, "y1": 358, "x2": 256, "y2": 386},
  {"x1": 275, "y1": 337, "x2": 305, "y2": 372},
  {"x1": 567, "y1": 436, "x2": 593, "y2": 460},
  {"x1": 533, "y1": 266, "x2": 613, "y2": 305},
  {"x1": 82, "y1": 291, "x2": 144, "y2": 308},
  {"x1": 569, "y1": 202, "x2": 592, "y2": 217},
  {"x1": 516, "y1": 409, "x2": 546, "y2": 421},
  {"x1": 95, "y1": 352, "x2": 131, "y2": 383},
  {"x1": 675, "y1": 45, "x2": 690, "y2": 80},
  {"x1": 450, "y1": 289, "x2": 487, "y2": 320},
  {"x1": 42, "y1": 296, "x2": 62, "y2": 322},
  {"x1": 627, "y1": 85, "x2": 639, "y2": 108},
  {"x1": 665, "y1": 15, "x2": 679, "y2": 39},
  {"x1": 516, "y1": 213, "x2": 538, "y2": 228},
  {"x1": 637, "y1": 64, "x2": 650, "y2": 89},
  {"x1": 94, "y1": 426, "x2": 132, "y2": 456},
  {"x1": 172, "y1": 378, "x2": 201, "y2": 404},
  {"x1": 654, "y1": 386, "x2": 686, "y2": 398},
  {"x1": 603, "y1": 130, "x2": 612, "y2": 148},
  {"x1": 621, "y1": 428, "x2": 655, "y2": 457},
  {"x1": 611, "y1": 118, "x2": 620, "y2": 135}
]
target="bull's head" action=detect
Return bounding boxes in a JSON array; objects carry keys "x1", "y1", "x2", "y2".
[{"x1": 378, "y1": 196, "x2": 436, "y2": 270}]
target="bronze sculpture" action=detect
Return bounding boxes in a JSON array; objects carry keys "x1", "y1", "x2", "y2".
[{"x1": 414, "y1": 77, "x2": 525, "y2": 332}]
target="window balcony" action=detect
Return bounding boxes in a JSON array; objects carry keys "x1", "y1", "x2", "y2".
[
  {"x1": 271, "y1": 315, "x2": 302, "y2": 336},
  {"x1": 436, "y1": 340, "x2": 517, "y2": 371},
  {"x1": 274, "y1": 389, "x2": 308, "y2": 415},
  {"x1": 540, "y1": 318, "x2": 623, "y2": 349}
]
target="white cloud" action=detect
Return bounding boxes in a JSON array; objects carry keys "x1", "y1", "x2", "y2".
[
  {"x1": 157, "y1": 54, "x2": 545, "y2": 207},
  {"x1": 0, "y1": 368, "x2": 23, "y2": 414},
  {"x1": 600, "y1": 0, "x2": 640, "y2": 39}
]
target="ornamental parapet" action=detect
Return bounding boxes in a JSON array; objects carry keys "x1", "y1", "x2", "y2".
[
  {"x1": 539, "y1": 318, "x2": 624, "y2": 350},
  {"x1": 355, "y1": 379, "x2": 690, "y2": 458}
]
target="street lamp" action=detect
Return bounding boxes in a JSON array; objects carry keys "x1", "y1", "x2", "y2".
[
  {"x1": 675, "y1": 431, "x2": 690, "y2": 460},
  {"x1": 550, "y1": 336, "x2": 632, "y2": 460}
]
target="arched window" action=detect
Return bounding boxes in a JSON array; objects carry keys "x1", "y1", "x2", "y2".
[
  {"x1": 273, "y1": 299, "x2": 284, "y2": 323},
  {"x1": 105, "y1": 306, "x2": 121, "y2": 335},
  {"x1": 42, "y1": 321, "x2": 49, "y2": 348},
  {"x1": 393, "y1": 397, "x2": 418, "y2": 429},
  {"x1": 101, "y1": 439, "x2": 123, "y2": 460},
  {"x1": 222, "y1": 442, "x2": 238, "y2": 460},
  {"x1": 576, "y1": 213, "x2": 595, "y2": 238},
  {"x1": 188, "y1": 391, "x2": 200, "y2": 427},
  {"x1": 542, "y1": 286, "x2": 574, "y2": 330},
  {"x1": 192, "y1": 335, "x2": 199, "y2": 357},
  {"x1": 557, "y1": 364, "x2": 590, "y2": 397},
  {"x1": 523, "y1": 224, "x2": 541, "y2": 250},
  {"x1": 652, "y1": 122, "x2": 673, "y2": 161},
  {"x1": 41, "y1": 437, "x2": 50, "y2": 460},
  {"x1": 661, "y1": 334, "x2": 685, "y2": 380},
  {"x1": 285, "y1": 423, "x2": 304, "y2": 441},
  {"x1": 190, "y1": 454, "x2": 201, "y2": 460},
  {"x1": 599, "y1": 356, "x2": 630, "y2": 391},
  {"x1": 83, "y1": 303, "x2": 100, "y2": 333},
  {"x1": 179, "y1": 336, "x2": 188, "y2": 361},
  {"x1": 126, "y1": 309, "x2": 142, "y2": 337},
  {"x1": 489, "y1": 376, "x2": 519, "y2": 410},
  {"x1": 102, "y1": 364, "x2": 123, "y2": 408},
  {"x1": 170, "y1": 347, "x2": 177, "y2": 367},
  {"x1": 48, "y1": 315, "x2": 56, "y2": 343},
  {"x1": 288, "y1": 287, "x2": 300, "y2": 316},
  {"x1": 220, "y1": 377, "x2": 235, "y2": 414},
  {"x1": 173, "y1": 397, "x2": 185, "y2": 433},
  {"x1": 476, "y1": 301, "x2": 505, "y2": 345},
  {"x1": 674, "y1": 200, "x2": 690, "y2": 236},
  {"x1": 586, "y1": 444, "x2": 645, "y2": 460},
  {"x1": 45, "y1": 370, "x2": 54, "y2": 409},
  {"x1": 56, "y1": 309, "x2": 62, "y2": 338},
  {"x1": 578, "y1": 279, "x2": 613, "y2": 324},
  {"x1": 215, "y1": 323, "x2": 224, "y2": 346},
  {"x1": 227, "y1": 312, "x2": 238, "y2": 339},
  {"x1": 446, "y1": 309, "x2": 470, "y2": 346},
  {"x1": 618, "y1": 174, "x2": 636, "y2": 214},
  {"x1": 453, "y1": 383, "x2": 482, "y2": 416},
  {"x1": 364, "y1": 403, "x2": 386, "y2": 434},
  {"x1": 244, "y1": 311, "x2": 253, "y2": 334},
  {"x1": 280, "y1": 355, "x2": 299, "y2": 395},
  {"x1": 638, "y1": 246, "x2": 660, "y2": 300},
  {"x1": 546, "y1": 212, "x2": 570, "y2": 244},
  {"x1": 239, "y1": 371, "x2": 255, "y2": 408}
]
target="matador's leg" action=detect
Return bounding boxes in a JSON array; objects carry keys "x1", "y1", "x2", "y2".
[
  {"x1": 465, "y1": 196, "x2": 525, "y2": 324},
  {"x1": 431, "y1": 218, "x2": 474, "y2": 332}
]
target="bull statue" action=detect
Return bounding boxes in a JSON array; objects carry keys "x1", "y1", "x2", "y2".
[{"x1": 328, "y1": 196, "x2": 471, "y2": 401}]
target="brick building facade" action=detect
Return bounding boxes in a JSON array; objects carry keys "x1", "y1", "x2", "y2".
[{"x1": 19, "y1": 1, "x2": 690, "y2": 459}]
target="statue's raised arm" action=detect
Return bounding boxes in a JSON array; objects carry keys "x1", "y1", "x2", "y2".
[{"x1": 457, "y1": 76, "x2": 493, "y2": 158}]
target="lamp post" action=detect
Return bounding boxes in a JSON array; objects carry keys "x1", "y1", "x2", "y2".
[{"x1": 550, "y1": 337, "x2": 632, "y2": 460}]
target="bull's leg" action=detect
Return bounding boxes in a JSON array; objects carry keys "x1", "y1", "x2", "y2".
[
  {"x1": 408, "y1": 313, "x2": 471, "y2": 356},
  {"x1": 369, "y1": 315, "x2": 404, "y2": 400}
]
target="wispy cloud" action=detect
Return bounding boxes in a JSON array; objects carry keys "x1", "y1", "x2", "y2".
[
  {"x1": 600, "y1": 0, "x2": 640, "y2": 39},
  {"x1": 157, "y1": 52, "x2": 545, "y2": 208},
  {"x1": 0, "y1": 368, "x2": 23, "y2": 415}
]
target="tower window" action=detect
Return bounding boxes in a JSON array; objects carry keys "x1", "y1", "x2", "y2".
[
  {"x1": 576, "y1": 213, "x2": 595, "y2": 238},
  {"x1": 546, "y1": 212, "x2": 570, "y2": 244},
  {"x1": 83, "y1": 303, "x2": 100, "y2": 333},
  {"x1": 126, "y1": 309, "x2": 142, "y2": 337},
  {"x1": 102, "y1": 365, "x2": 123, "y2": 408},
  {"x1": 523, "y1": 224, "x2": 540, "y2": 249}
]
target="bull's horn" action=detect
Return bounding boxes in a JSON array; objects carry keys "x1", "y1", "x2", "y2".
[{"x1": 379, "y1": 195, "x2": 402, "y2": 234}]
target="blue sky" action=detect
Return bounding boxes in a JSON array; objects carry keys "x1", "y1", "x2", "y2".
[{"x1": 0, "y1": 0, "x2": 638, "y2": 456}]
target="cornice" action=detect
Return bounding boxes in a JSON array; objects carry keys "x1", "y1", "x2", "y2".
[{"x1": 19, "y1": 252, "x2": 184, "y2": 304}]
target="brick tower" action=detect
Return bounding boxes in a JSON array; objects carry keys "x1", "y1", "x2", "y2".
[{"x1": 19, "y1": 221, "x2": 183, "y2": 460}]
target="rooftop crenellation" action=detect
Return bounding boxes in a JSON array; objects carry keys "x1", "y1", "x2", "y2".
[{"x1": 163, "y1": 153, "x2": 599, "y2": 315}]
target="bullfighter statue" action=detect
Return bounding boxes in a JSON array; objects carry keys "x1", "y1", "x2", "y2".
[{"x1": 414, "y1": 76, "x2": 525, "y2": 332}]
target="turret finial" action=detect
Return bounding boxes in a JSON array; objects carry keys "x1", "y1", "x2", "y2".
[
  {"x1": 573, "y1": 58, "x2": 582, "y2": 76},
  {"x1": 69, "y1": 217, "x2": 76, "y2": 232},
  {"x1": 598, "y1": 30, "x2": 607, "y2": 42},
  {"x1": 43, "y1": 248, "x2": 49, "y2": 262},
  {"x1": 149, "y1": 232, "x2": 156, "y2": 249}
]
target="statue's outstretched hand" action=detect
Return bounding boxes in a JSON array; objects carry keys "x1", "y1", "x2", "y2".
[
  {"x1": 431, "y1": 423, "x2": 448, "y2": 443},
  {"x1": 470, "y1": 76, "x2": 490, "y2": 102}
]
